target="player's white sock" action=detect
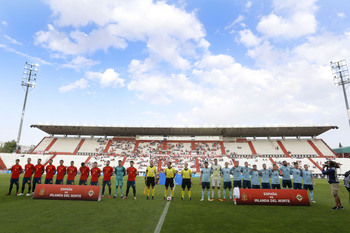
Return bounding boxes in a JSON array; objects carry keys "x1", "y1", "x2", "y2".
[
  {"x1": 223, "y1": 190, "x2": 226, "y2": 199},
  {"x1": 207, "y1": 190, "x2": 210, "y2": 199},
  {"x1": 201, "y1": 190, "x2": 205, "y2": 199},
  {"x1": 218, "y1": 190, "x2": 221, "y2": 199},
  {"x1": 229, "y1": 190, "x2": 232, "y2": 199},
  {"x1": 211, "y1": 189, "x2": 214, "y2": 199},
  {"x1": 310, "y1": 191, "x2": 314, "y2": 201}
]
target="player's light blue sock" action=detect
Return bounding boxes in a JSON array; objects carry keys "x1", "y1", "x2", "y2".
[
  {"x1": 115, "y1": 186, "x2": 118, "y2": 196},
  {"x1": 223, "y1": 189, "x2": 226, "y2": 199},
  {"x1": 310, "y1": 191, "x2": 314, "y2": 201},
  {"x1": 202, "y1": 189, "x2": 205, "y2": 199},
  {"x1": 120, "y1": 187, "x2": 123, "y2": 196},
  {"x1": 229, "y1": 190, "x2": 232, "y2": 199},
  {"x1": 207, "y1": 190, "x2": 210, "y2": 199}
]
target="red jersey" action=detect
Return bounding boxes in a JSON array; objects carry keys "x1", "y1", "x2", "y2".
[
  {"x1": 79, "y1": 166, "x2": 90, "y2": 181},
  {"x1": 45, "y1": 164, "x2": 56, "y2": 179},
  {"x1": 11, "y1": 164, "x2": 23, "y2": 179},
  {"x1": 24, "y1": 163, "x2": 35, "y2": 178},
  {"x1": 103, "y1": 166, "x2": 113, "y2": 181},
  {"x1": 91, "y1": 167, "x2": 101, "y2": 182},
  {"x1": 56, "y1": 165, "x2": 67, "y2": 180},
  {"x1": 34, "y1": 164, "x2": 45, "y2": 178},
  {"x1": 67, "y1": 166, "x2": 78, "y2": 180},
  {"x1": 127, "y1": 167, "x2": 137, "y2": 181}
]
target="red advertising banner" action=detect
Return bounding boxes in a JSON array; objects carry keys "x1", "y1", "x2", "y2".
[
  {"x1": 237, "y1": 189, "x2": 310, "y2": 206},
  {"x1": 33, "y1": 184, "x2": 101, "y2": 201}
]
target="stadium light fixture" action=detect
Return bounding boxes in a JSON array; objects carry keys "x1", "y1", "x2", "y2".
[
  {"x1": 330, "y1": 59, "x2": 350, "y2": 125},
  {"x1": 16, "y1": 62, "x2": 39, "y2": 152}
]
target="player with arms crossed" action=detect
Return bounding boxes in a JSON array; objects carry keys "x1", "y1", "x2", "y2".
[
  {"x1": 280, "y1": 161, "x2": 292, "y2": 189},
  {"x1": 79, "y1": 162, "x2": 90, "y2": 185},
  {"x1": 271, "y1": 164, "x2": 283, "y2": 189},
  {"x1": 260, "y1": 163, "x2": 271, "y2": 189},
  {"x1": 145, "y1": 160, "x2": 157, "y2": 200},
  {"x1": 90, "y1": 162, "x2": 101, "y2": 186},
  {"x1": 251, "y1": 165, "x2": 261, "y2": 189},
  {"x1": 114, "y1": 160, "x2": 126, "y2": 199},
  {"x1": 45, "y1": 159, "x2": 56, "y2": 184},
  {"x1": 7, "y1": 159, "x2": 22, "y2": 195},
  {"x1": 181, "y1": 162, "x2": 192, "y2": 200},
  {"x1": 56, "y1": 160, "x2": 66, "y2": 184},
  {"x1": 32, "y1": 159, "x2": 44, "y2": 194},
  {"x1": 221, "y1": 162, "x2": 233, "y2": 201},
  {"x1": 302, "y1": 164, "x2": 316, "y2": 203},
  {"x1": 66, "y1": 161, "x2": 77, "y2": 185},
  {"x1": 125, "y1": 161, "x2": 137, "y2": 200},
  {"x1": 164, "y1": 161, "x2": 176, "y2": 200},
  {"x1": 200, "y1": 161, "x2": 212, "y2": 201},
  {"x1": 18, "y1": 158, "x2": 34, "y2": 196},
  {"x1": 102, "y1": 160, "x2": 113, "y2": 198},
  {"x1": 242, "y1": 162, "x2": 252, "y2": 189},
  {"x1": 232, "y1": 161, "x2": 243, "y2": 188},
  {"x1": 291, "y1": 162, "x2": 302, "y2": 189},
  {"x1": 211, "y1": 158, "x2": 222, "y2": 201}
]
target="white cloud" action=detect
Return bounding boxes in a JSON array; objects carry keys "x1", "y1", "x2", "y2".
[
  {"x1": 3, "y1": 35, "x2": 22, "y2": 45},
  {"x1": 62, "y1": 56, "x2": 99, "y2": 71},
  {"x1": 238, "y1": 29, "x2": 261, "y2": 47},
  {"x1": 86, "y1": 68, "x2": 124, "y2": 88},
  {"x1": 337, "y1": 12, "x2": 346, "y2": 19},
  {"x1": 245, "y1": 1, "x2": 252, "y2": 9},
  {"x1": 59, "y1": 78, "x2": 89, "y2": 93},
  {"x1": 225, "y1": 15, "x2": 245, "y2": 33},
  {"x1": 1, "y1": 21, "x2": 7, "y2": 27}
]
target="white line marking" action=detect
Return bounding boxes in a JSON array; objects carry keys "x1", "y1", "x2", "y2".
[{"x1": 154, "y1": 184, "x2": 176, "y2": 233}]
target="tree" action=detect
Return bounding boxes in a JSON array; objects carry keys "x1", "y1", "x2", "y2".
[{"x1": 0, "y1": 140, "x2": 18, "y2": 153}]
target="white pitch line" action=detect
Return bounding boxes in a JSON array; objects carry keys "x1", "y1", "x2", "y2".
[{"x1": 154, "y1": 184, "x2": 176, "y2": 233}]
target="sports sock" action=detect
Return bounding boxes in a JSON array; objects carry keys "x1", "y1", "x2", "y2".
[
  {"x1": 133, "y1": 187, "x2": 136, "y2": 196},
  {"x1": 218, "y1": 189, "x2": 221, "y2": 199},
  {"x1": 152, "y1": 188, "x2": 155, "y2": 197},
  {"x1": 211, "y1": 189, "x2": 214, "y2": 198},
  {"x1": 9, "y1": 184, "x2": 13, "y2": 193},
  {"x1": 164, "y1": 189, "x2": 168, "y2": 197},
  {"x1": 108, "y1": 186, "x2": 111, "y2": 195},
  {"x1": 28, "y1": 185, "x2": 31, "y2": 193},
  {"x1": 33, "y1": 183, "x2": 36, "y2": 192},
  {"x1": 16, "y1": 185, "x2": 19, "y2": 193},
  {"x1": 171, "y1": 190, "x2": 174, "y2": 197},
  {"x1": 229, "y1": 190, "x2": 232, "y2": 199},
  {"x1": 21, "y1": 185, "x2": 25, "y2": 193},
  {"x1": 223, "y1": 189, "x2": 226, "y2": 199},
  {"x1": 115, "y1": 186, "x2": 118, "y2": 196},
  {"x1": 102, "y1": 185, "x2": 105, "y2": 195},
  {"x1": 207, "y1": 190, "x2": 210, "y2": 199},
  {"x1": 120, "y1": 186, "x2": 123, "y2": 196},
  {"x1": 182, "y1": 190, "x2": 185, "y2": 198},
  {"x1": 126, "y1": 187, "x2": 130, "y2": 197},
  {"x1": 147, "y1": 187, "x2": 150, "y2": 196},
  {"x1": 202, "y1": 189, "x2": 204, "y2": 199},
  {"x1": 310, "y1": 191, "x2": 314, "y2": 200},
  {"x1": 188, "y1": 190, "x2": 191, "y2": 198}
]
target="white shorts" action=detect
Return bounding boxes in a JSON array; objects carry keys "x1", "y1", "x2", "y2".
[{"x1": 211, "y1": 177, "x2": 221, "y2": 187}]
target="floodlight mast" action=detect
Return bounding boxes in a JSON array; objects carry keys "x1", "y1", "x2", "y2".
[
  {"x1": 16, "y1": 62, "x2": 38, "y2": 152},
  {"x1": 330, "y1": 59, "x2": 350, "y2": 126}
]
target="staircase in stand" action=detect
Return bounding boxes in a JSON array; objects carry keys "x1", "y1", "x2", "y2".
[
  {"x1": 195, "y1": 157, "x2": 200, "y2": 173},
  {"x1": 277, "y1": 140, "x2": 291, "y2": 157},
  {"x1": 43, "y1": 154, "x2": 57, "y2": 166},
  {"x1": 73, "y1": 139, "x2": 85, "y2": 155},
  {"x1": 103, "y1": 140, "x2": 113, "y2": 154},
  {"x1": 308, "y1": 158, "x2": 322, "y2": 172}
]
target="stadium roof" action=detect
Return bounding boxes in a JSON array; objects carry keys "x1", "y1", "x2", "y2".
[{"x1": 30, "y1": 124, "x2": 337, "y2": 138}]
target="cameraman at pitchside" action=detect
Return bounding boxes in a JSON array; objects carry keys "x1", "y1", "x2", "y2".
[{"x1": 322, "y1": 161, "x2": 343, "y2": 210}]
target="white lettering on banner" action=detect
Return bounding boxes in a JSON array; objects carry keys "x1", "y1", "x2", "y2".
[
  {"x1": 60, "y1": 188, "x2": 73, "y2": 191},
  {"x1": 263, "y1": 192, "x2": 277, "y2": 196}
]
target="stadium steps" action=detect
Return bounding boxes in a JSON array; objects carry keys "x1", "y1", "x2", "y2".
[
  {"x1": 157, "y1": 159, "x2": 162, "y2": 172},
  {"x1": 277, "y1": 141, "x2": 291, "y2": 157},
  {"x1": 219, "y1": 141, "x2": 226, "y2": 155},
  {"x1": 133, "y1": 141, "x2": 140, "y2": 153},
  {"x1": 307, "y1": 140, "x2": 325, "y2": 158},
  {"x1": 103, "y1": 140, "x2": 113, "y2": 154},
  {"x1": 84, "y1": 156, "x2": 92, "y2": 164},
  {"x1": 269, "y1": 158, "x2": 277, "y2": 166},
  {"x1": 161, "y1": 141, "x2": 167, "y2": 153},
  {"x1": 248, "y1": 141, "x2": 257, "y2": 155},
  {"x1": 0, "y1": 156, "x2": 7, "y2": 169},
  {"x1": 31, "y1": 137, "x2": 47, "y2": 154},
  {"x1": 122, "y1": 156, "x2": 127, "y2": 166},
  {"x1": 308, "y1": 158, "x2": 322, "y2": 172},
  {"x1": 320, "y1": 139, "x2": 338, "y2": 157},
  {"x1": 73, "y1": 139, "x2": 85, "y2": 155},
  {"x1": 191, "y1": 142, "x2": 196, "y2": 151},
  {"x1": 195, "y1": 157, "x2": 200, "y2": 172},
  {"x1": 43, "y1": 154, "x2": 57, "y2": 166},
  {"x1": 44, "y1": 138, "x2": 57, "y2": 152}
]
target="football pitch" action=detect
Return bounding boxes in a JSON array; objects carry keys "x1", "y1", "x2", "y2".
[{"x1": 0, "y1": 175, "x2": 348, "y2": 233}]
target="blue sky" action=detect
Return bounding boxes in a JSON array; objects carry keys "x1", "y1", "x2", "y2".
[{"x1": 0, "y1": 0, "x2": 350, "y2": 148}]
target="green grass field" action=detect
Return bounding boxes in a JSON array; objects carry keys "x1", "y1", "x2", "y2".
[{"x1": 0, "y1": 174, "x2": 349, "y2": 233}]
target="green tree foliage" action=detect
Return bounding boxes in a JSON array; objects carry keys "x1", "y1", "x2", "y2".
[{"x1": 0, "y1": 140, "x2": 17, "y2": 153}]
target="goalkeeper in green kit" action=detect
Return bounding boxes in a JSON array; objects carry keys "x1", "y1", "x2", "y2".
[{"x1": 114, "y1": 160, "x2": 126, "y2": 199}]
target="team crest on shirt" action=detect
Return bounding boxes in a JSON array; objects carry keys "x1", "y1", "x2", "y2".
[
  {"x1": 241, "y1": 193, "x2": 248, "y2": 201},
  {"x1": 88, "y1": 190, "x2": 94, "y2": 197},
  {"x1": 39, "y1": 188, "x2": 45, "y2": 195},
  {"x1": 296, "y1": 194, "x2": 303, "y2": 201}
]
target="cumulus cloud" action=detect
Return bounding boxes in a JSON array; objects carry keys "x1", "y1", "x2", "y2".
[
  {"x1": 86, "y1": 68, "x2": 124, "y2": 88},
  {"x1": 62, "y1": 56, "x2": 99, "y2": 71},
  {"x1": 59, "y1": 78, "x2": 89, "y2": 93},
  {"x1": 237, "y1": 29, "x2": 261, "y2": 47}
]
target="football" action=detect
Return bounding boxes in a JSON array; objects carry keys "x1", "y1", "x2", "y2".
[{"x1": 167, "y1": 196, "x2": 172, "y2": 201}]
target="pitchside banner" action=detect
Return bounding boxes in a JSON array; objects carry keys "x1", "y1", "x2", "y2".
[
  {"x1": 237, "y1": 189, "x2": 310, "y2": 206},
  {"x1": 33, "y1": 184, "x2": 101, "y2": 201}
]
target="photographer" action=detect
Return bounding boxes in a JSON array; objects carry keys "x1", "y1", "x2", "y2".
[{"x1": 322, "y1": 161, "x2": 343, "y2": 210}]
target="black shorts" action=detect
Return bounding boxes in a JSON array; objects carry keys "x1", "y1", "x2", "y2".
[
  {"x1": 165, "y1": 178, "x2": 174, "y2": 188},
  {"x1": 202, "y1": 182, "x2": 210, "y2": 190},
  {"x1": 271, "y1": 184, "x2": 281, "y2": 189},
  {"x1": 182, "y1": 179, "x2": 191, "y2": 189},
  {"x1": 303, "y1": 184, "x2": 314, "y2": 191},
  {"x1": 79, "y1": 180, "x2": 87, "y2": 185},
  {"x1": 282, "y1": 180, "x2": 292, "y2": 188},
  {"x1": 44, "y1": 179, "x2": 53, "y2": 184},
  {"x1": 293, "y1": 182, "x2": 302, "y2": 189},
  {"x1": 146, "y1": 177, "x2": 155, "y2": 187}
]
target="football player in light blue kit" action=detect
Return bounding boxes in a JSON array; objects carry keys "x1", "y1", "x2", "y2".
[
  {"x1": 242, "y1": 162, "x2": 252, "y2": 189},
  {"x1": 250, "y1": 165, "x2": 261, "y2": 189},
  {"x1": 302, "y1": 164, "x2": 316, "y2": 203},
  {"x1": 221, "y1": 162, "x2": 233, "y2": 201},
  {"x1": 271, "y1": 164, "x2": 282, "y2": 189},
  {"x1": 260, "y1": 164, "x2": 272, "y2": 189},
  {"x1": 280, "y1": 161, "x2": 292, "y2": 189},
  {"x1": 232, "y1": 161, "x2": 243, "y2": 188},
  {"x1": 200, "y1": 161, "x2": 212, "y2": 201},
  {"x1": 291, "y1": 162, "x2": 302, "y2": 189}
]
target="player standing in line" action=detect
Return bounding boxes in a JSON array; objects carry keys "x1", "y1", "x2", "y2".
[
  {"x1": 145, "y1": 160, "x2": 157, "y2": 200},
  {"x1": 211, "y1": 158, "x2": 222, "y2": 201},
  {"x1": 232, "y1": 161, "x2": 242, "y2": 188},
  {"x1": 291, "y1": 162, "x2": 302, "y2": 189},
  {"x1": 200, "y1": 161, "x2": 212, "y2": 201},
  {"x1": 90, "y1": 162, "x2": 101, "y2": 186},
  {"x1": 45, "y1": 159, "x2": 56, "y2": 184},
  {"x1": 221, "y1": 162, "x2": 233, "y2": 201},
  {"x1": 102, "y1": 160, "x2": 113, "y2": 198},
  {"x1": 114, "y1": 160, "x2": 126, "y2": 199},
  {"x1": 125, "y1": 161, "x2": 137, "y2": 200},
  {"x1": 260, "y1": 163, "x2": 271, "y2": 189},
  {"x1": 7, "y1": 159, "x2": 22, "y2": 195},
  {"x1": 79, "y1": 162, "x2": 90, "y2": 185},
  {"x1": 181, "y1": 162, "x2": 192, "y2": 200},
  {"x1": 32, "y1": 159, "x2": 44, "y2": 194},
  {"x1": 164, "y1": 161, "x2": 176, "y2": 200},
  {"x1": 55, "y1": 160, "x2": 66, "y2": 184},
  {"x1": 242, "y1": 162, "x2": 252, "y2": 189},
  {"x1": 280, "y1": 161, "x2": 292, "y2": 189},
  {"x1": 18, "y1": 158, "x2": 34, "y2": 196},
  {"x1": 250, "y1": 165, "x2": 261, "y2": 189},
  {"x1": 271, "y1": 164, "x2": 283, "y2": 189},
  {"x1": 66, "y1": 161, "x2": 78, "y2": 185},
  {"x1": 302, "y1": 164, "x2": 316, "y2": 203}
]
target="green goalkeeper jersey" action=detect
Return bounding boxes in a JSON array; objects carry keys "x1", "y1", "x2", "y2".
[{"x1": 115, "y1": 166, "x2": 126, "y2": 180}]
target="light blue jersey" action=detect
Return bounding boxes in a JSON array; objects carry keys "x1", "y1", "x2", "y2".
[
  {"x1": 251, "y1": 170, "x2": 260, "y2": 185},
  {"x1": 301, "y1": 170, "x2": 313, "y2": 185},
  {"x1": 115, "y1": 166, "x2": 126, "y2": 180},
  {"x1": 291, "y1": 168, "x2": 302, "y2": 183},
  {"x1": 260, "y1": 169, "x2": 271, "y2": 183},
  {"x1": 271, "y1": 170, "x2": 281, "y2": 185},
  {"x1": 232, "y1": 166, "x2": 243, "y2": 181},
  {"x1": 242, "y1": 167, "x2": 252, "y2": 181},
  {"x1": 221, "y1": 167, "x2": 233, "y2": 182},
  {"x1": 280, "y1": 166, "x2": 292, "y2": 180},
  {"x1": 201, "y1": 167, "x2": 212, "y2": 183}
]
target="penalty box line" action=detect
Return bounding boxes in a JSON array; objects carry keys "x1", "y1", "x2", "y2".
[{"x1": 154, "y1": 184, "x2": 176, "y2": 233}]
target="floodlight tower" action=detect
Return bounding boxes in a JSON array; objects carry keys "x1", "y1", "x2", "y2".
[
  {"x1": 330, "y1": 59, "x2": 350, "y2": 126},
  {"x1": 16, "y1": 62, "x2": 39, "y2": 152}
]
